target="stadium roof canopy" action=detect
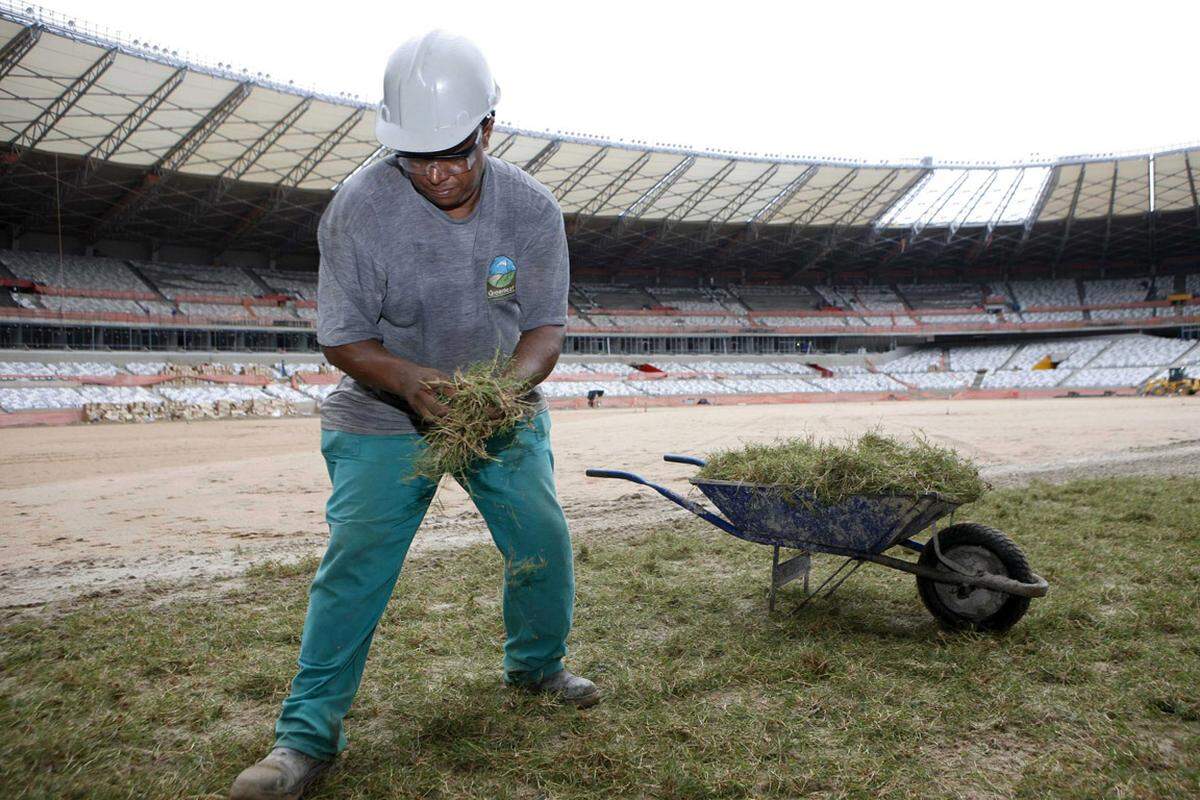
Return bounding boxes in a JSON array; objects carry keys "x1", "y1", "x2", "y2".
[{"x1": 1, "y1": 2, "x2": 1198, "y2": 280}]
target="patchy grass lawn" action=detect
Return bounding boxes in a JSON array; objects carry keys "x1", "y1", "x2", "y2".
[{"x1": 2, "y1": 477, "x2": 1198, "y2": 799}]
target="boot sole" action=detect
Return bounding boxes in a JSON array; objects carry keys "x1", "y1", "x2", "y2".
[
  {"x1": 563, "y1": 689, "x2": 601, "y2": 709},
  {"x1": 229, "y1": 760, "x2": 331, "y2": 800}
]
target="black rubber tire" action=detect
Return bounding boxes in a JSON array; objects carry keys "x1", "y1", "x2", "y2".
[{"x1": 916, "y1": 522, "x2": 1033, "y2": 633}]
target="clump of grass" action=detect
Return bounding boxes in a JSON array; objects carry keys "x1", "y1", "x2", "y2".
[
  {"x1": 697, "y1": 431, "x2": 988, "y2": 505},
  {"x1": 412, "y1": 358, "x2": 535, "y2": 479}
]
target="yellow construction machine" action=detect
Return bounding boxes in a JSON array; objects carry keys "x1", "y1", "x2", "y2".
[{"x1": 1141, "y1": 367, "x2": 1200, "y2": 396}]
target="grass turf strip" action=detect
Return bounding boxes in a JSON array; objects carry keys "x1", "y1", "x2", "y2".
[
  {"x1": 696, "y1": 431, "x2": 988, "y2": 506},
  {"x1": 2, "y1": 476, "x2": 1198, "y2": 799}
]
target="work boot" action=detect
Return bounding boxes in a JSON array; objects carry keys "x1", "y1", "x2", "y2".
[
  {"x1": 517, "y1": 669, "x2": 601, "y2": 708},
  {"x1": 229, "y1": 746, "x2": 332, "y2": 800}
]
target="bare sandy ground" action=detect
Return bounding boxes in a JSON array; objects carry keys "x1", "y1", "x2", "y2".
[{"x1": 1, "y1": 396, "x2": 1197, "y2": 609}]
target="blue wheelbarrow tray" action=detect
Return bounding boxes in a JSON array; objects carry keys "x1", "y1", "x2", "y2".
[{"x1": 688, "y1": 477, "x2": 960, "y2": 557}]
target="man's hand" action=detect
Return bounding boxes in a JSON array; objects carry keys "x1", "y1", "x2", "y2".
[
  {"x1": 322, "y1": 340, "x2": 455, "y2": 422},
  {"x1": 396, "y1": 363, "x2": 454, "y2": 422}
]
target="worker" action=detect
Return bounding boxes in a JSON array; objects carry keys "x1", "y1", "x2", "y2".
[{"x1": 231, "y1": 30, "x2": 595, "y2": 800}]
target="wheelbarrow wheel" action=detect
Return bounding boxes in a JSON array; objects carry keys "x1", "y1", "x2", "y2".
[{"x1": 916, "y1": 523, "x2": 1033, "y2": 633}]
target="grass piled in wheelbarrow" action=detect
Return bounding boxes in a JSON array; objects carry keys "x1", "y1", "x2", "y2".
[{"x1": 587, "y1": 431, "x2": 1048, "y2": 632}]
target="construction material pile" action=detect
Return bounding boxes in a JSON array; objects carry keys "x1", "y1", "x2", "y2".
[
  {"x1": 413, "y1": 360, "x2": 535, "y2": 480},
  {"x1": 83, "y1": 397, "x2": 296, "y2": 423},
  {"x1": 697, "y1": 431, "x2": 987, "y2": 505}
]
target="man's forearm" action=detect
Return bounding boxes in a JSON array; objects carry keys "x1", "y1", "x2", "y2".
[
  {"x1": 322, "y1": 340, "x2": 422, "y2": 396},
  {"x1": 507, "y1": 325, "x2": 565, "y2": 390}
]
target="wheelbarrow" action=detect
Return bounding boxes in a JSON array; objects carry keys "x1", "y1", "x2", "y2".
[{"x1": 586, "y1": 454, "x2": 1048, "y2": 632}]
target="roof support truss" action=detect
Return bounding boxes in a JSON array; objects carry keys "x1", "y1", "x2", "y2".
[
  {"x1": 1053, "y1": 164, "x2": 1087, "y2": 265},
  {"x1": 662, "y1": 159, "x2": 737, "y2": 233},
  {"x1": 577, "y1": 150, "x2": 650, "y2": 220},
  {"x1": 489, "y1": 130, "x2": 519, "y2": 160},
  {"x1": 89, "y1": 81, "x2": 253, "y2": 239},
  {"x1": 523, "y1": 139, "x2": 560, "y2": 175},
  {"x1": 618, "y1": 155, "x2": 692, "y2": 224},
  {"x1": 783, "y1": 168, "x2": 859, "y2": 245},
  {"x1": 15, "y1": 64, "x2": 189, "y2": 233},
  {"x1": 218, "y1": 106, "x2": 366, "y2": 252},
  {"x1": 790, "y1": 169, "x2": 904, "y2": 277},
  {"x1": 333, "y1": 145, "x2": 387, "y2": 192},
  {"x1": 946, "y1": 171, "x2": 999, "y2": 242},
  {"x1": 866, "y1": 168, "x2": 930, "y2": 241},
  {"x1": 554, "y1": 146, "x2": 608, "y2": 201},
  {"x1": 909, "y1": 170, "x2": 970, "y2": 240},
  {"x1": 4, "y1": 46, "x2": 117, "y2": 167},
  {"x1": 1013, "y1": 165, "x2": 1059, "y2": 259},
  {"x1": 218, "y1": 97, "x2": 311, "y2": 191},
  {"x1": 184, "y1": 96, "x2": 312, "y2": 225},
  {"x1": 79, "y1": 65, "x2": 188, "y2": 186},
  {"x1": 1184, "y1": 152, "x2": 1200, "y2": 229},
  {"x1": 1100, "y1": 161, "x2": 1119, "y2": 261},
  {"x1": 0, "y1": 23, "x2": 42, "y2": 82},
  {"x1": 746, "y1": 165, "x2": 817, "y2": 238},
  {"x1": 704, "y1": 163, "x2": 778, "y2": 238},
  {"x1": 966, "y1": 168, "x2": 1025, "y2": 265},
  {"x1": 984, "y1": 168, "x2": 1025, "y2": 236}
]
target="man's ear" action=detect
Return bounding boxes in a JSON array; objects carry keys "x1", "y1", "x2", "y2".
[{"x1": 482, "y1": 116, "x2": 495, "y2": 150}]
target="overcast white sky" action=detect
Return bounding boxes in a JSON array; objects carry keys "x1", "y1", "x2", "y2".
[{"x1": 46, "y1": 0, "x2": 1200, "y2": 163}]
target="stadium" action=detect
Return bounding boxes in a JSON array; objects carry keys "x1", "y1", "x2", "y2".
[{"x1": 1, "y1": 3, "x2": 1197, "y2": 799}]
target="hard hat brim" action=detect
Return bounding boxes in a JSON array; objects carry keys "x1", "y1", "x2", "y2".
[{"x1": 375, "y1": 86, "x2": 500, "y2": 154}]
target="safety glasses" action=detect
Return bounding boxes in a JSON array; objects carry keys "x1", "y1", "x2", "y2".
[{"x1": 396, "y1": 128, "x2": 483, "y2": 178}]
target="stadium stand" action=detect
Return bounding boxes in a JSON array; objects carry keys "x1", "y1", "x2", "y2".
[
  {"x1": 980, "y1": 370, "x2": 1065, "y2": 389},
  {"x1": 897, "y1": 283, "x2": 986, "y2": 309},
  {"x1": 134, "y1": 261, "x2": 261, "y2": 300},
  {"x1": 1, "y1": 331, "x2": 1195, "y2": 420},
  {"x1": 574, "y1": 284, "x2": 656, "y2": 310},
  {"x1": 1059, "y1": 367, "x2": 1160, "y2": 388},
  {"x1": 256, "y1": 270, "x2": 319, "y2": 300},
  {"x1": 1083, "y1": 278, "x2": 1155, "y2": 304},
  {"x1": 1, "y1": 251, "x2": 147, "y2": 293},
  {"x1": 1010, "y1": 279, "x2": 1080, "y2": 309},
  {"x1": 735, "y1": 285, "x2": 824, "y2": 311},
  {"x1": 1087, "y1": 334, "x2": 1194, "y2": 368},
  {"x1": 948, "y1": 344, "x2": 1019, "y2": 371}
]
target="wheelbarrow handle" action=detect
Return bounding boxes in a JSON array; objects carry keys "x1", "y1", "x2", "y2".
[
  {"x1": 584, "y1": 468, "x2": 646, "y2": 482},
  {"x1": 585, "y1": 466, "x2": 740, "y2": 536},
  {"x1": 663, "y1": 453, "x2": 707, "y2": 467}
]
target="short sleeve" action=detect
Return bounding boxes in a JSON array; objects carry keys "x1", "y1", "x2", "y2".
[
  {"x1": 516, "y1": 202, "x2": 569, "y2": 331},
  {"x1": 316, "y1": 200, "x2": 385, "y2": 348}
]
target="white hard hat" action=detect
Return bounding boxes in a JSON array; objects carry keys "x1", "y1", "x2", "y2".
[{"x1": 375, "y1": 30, "x2": 501, "y2": 155}]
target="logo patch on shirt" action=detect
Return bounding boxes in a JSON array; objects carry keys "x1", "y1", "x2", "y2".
[{"x1": 486, "y1": 256, "x2": 517, "y2": 300}]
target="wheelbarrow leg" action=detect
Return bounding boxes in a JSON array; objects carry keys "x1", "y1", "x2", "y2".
[
  {"x1": 770, "y1": 545, "x2": 812, "y2": 613},
  {"x1": 795, "y1": 557, "x2": 864, "y2": 613},
  {"x1": 769, "y1": 546, "x2": 779, "y2": 612}
]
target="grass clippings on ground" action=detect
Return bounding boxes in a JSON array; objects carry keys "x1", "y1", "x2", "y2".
[
  {"x1": 412, "y1": 358, "x2": 535, "y2": 480},
  {"x1": 697, "y1": 431, "x2": 989, "y2": 505},
  {"x1": 1, "y1": 476, "x2": 1198, "y2": 799}
]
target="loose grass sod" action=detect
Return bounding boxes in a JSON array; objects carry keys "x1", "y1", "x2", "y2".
[
  {"x1": 697, "y1": 431, "x2": 988, "y2": 505},
  {"x1": 2, "y1": 476, "x2": 1198, "y2": 799},
  {"x1": 412, "y1": 359, "x2": 535, "y2": 480}
]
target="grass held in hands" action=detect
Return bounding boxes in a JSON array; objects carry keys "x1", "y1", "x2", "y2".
[
  {"x1": 412, "y1": 360, "x2": 535, "y2": 480},
  {"x1": 696, "y1": 431, "x2": 988, "y2": 505}
]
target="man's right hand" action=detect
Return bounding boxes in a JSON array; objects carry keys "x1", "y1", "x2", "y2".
[
  {"x1": 321, "y1": 340, "x2": 455, "y2": 423},
  {"x1": 396, "y1": 364, "x2": 454, "y2": 422}
]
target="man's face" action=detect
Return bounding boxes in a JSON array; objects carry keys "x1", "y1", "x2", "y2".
[{"x1": 403, "y1": 118, "x2": 493, "y2": 212}]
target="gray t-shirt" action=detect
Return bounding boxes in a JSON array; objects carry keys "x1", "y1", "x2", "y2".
[{"x1": 316, "y1": 155, "x2": 569, "y2": 435}]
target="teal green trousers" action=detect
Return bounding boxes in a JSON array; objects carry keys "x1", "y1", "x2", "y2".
[{"x1": 274, "y1": 411, "x2": 574, "y2": 759}]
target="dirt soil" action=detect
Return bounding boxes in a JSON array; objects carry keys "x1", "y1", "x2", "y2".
[{"x1": 1, "y1": 396, "x2": 1196, "y2": 609}]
